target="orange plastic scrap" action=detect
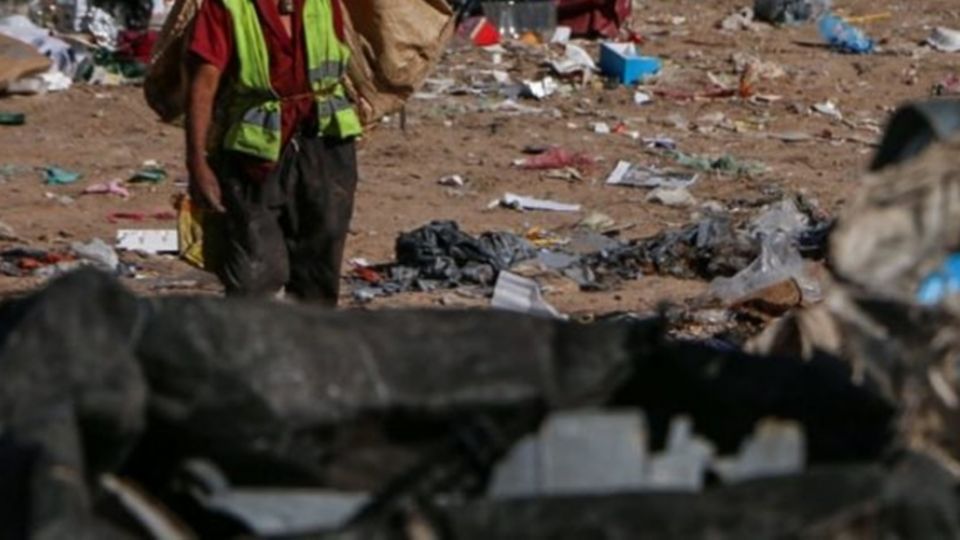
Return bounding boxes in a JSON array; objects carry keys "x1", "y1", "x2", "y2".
[
  {"x1": 18, "y1": 258, "x2": 41, "y2": 271},
  {"x1": 44, "y1": 252, "x2": 74, "y2": 264},
  {"x1": 352, "y1": 266, "x2": 383, "y2": 284},
  {"x1": 738, "y1": 66, "x2": 756, "y2": 98},
  {"x1": 519, "y1": 31, "x2": 543, "y2": 46},
  {"x1": 525, "y1": 226, "x2": 566, "y2": 248},
  {"x1": 16, "y1": 251, "x2": 73, "y2": 270}
]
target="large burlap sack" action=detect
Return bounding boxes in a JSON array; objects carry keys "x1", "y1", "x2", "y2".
[
  {"x1": 0, "y1": 34, "x2": 51, "y2": 92},
  {"x1": 144, "y1": 0, "x2": 455, "y2": 125}
]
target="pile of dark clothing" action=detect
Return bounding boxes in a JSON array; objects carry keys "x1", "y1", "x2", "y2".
[
  {"x1": 582, "y1": 196, "x2": 832, "y2": 286},
  {"x1": 354, "y1": 198, "x2": 832, "y2": 301},
  {"x1": 350, "y1": 220, "x2": 535, "y2": 300}
]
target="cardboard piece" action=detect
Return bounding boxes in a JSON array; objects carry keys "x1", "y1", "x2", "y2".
[{"x1": 0, "y1": 34, "x2": 51, "y2": 92}]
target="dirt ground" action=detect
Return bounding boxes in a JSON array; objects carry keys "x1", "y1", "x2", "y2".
[{"x1": 0, "y1": 0, "x2": 957, "y2": 316}]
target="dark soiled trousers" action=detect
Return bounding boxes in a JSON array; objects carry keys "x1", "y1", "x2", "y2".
[{"x1": 215, "y1": 135, "x2": 358, "y2": 305}]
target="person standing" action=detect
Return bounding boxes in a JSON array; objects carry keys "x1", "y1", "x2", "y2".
[{"x1": 186, "y1": 0, "x2": 360, "y2": 304}]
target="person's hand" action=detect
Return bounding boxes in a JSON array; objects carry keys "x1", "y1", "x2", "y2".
[{"x1": 188, "y1": 159, "x2": 226, "y2": 213}]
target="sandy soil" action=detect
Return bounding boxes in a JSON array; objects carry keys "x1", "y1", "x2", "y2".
[{"x1": 0, "y1": 0, "x2": 956, "y2": 316}]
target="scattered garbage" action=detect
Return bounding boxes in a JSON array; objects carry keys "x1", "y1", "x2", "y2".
[
  {"x1": 177, "y1": 193, "x2": 224, "y2": 272},
  {"x1": 349, "y1": 220, "x2": 537, "y2": 301},
  {"x1": 107, "y1": 210, "x2": 176, "y2": 223},
  {"x1": 6, "y1": 69, "x2": 72, "y2": 93},
  {"x1": 578, "y1": 211, "x2": 616, "y2": 231},
  {"x1": 513, "y1": 147, "x2": 595, "y2": 170},
  {"x1": 116, "y1": 229, "x2": 178, "y2": 254},
  {"x1": 458, "y1": 16, "x2": 501, "y2": 47},
  {"x1": 932, "y1": 74, "x2": 960, "y2": 96},
  {"x1": 581, "y1": 196, "x2": 829, "y2": 286},
  {"x1": 482, "y1": 0, "x2": 557, "y2": 40},
  {"x1": 128, "y1": 160, "x2": 167, "y2": 183},
  {"x1": 499, "y1": 193, "x2": 581, "y2": 212},
  {"x1": 754, "y1": 0, "x2": 830, "y2": 25},
  {"x1": 71, "y1": 237, "x2": 119, "y2": 271},
  {"x1": 719, "y1": 7, "x2": 760, "y2": 32},
  {"x1": 643, "y1": 136, "x2": 677, "y2": 150},
  {"x1": 668, "y1": 151, "x2": 767, "y2": 176},
  {"x1": 0, "y1": 15, "x2": 78, "y2": 76},
  {"x1": 0, "y1": 111, "x2": 25, "y2": 125},
  {"x1": 927, "y1": 27, "x2": 960, "y2": 53},
  {"x1": 0, "y1": 33, "x2": 51, "y2": 90},
  {"x1": 550, "y1": 25, "x2": 571, "y2": 44},
  {"x1": 633, "y1": 91, "x2": 652, "y2": 105},
  {"x1": 542, "y1": 167, "x2": 582, "y2": 182},
  {"x1": 44, "y1": 191, "x2": 74, "y2": 205},
  {"x1": 709, "y1": 232, "x2": 821, "y2": 305},
  {"x1": 83, "y1": 6, "x2": 120, "y2": 49},
  {"x1": 812, "y1": 100, "x2": 842, "y2": 120},
  {"x1": 491, "y1": 270, "x2": 564, "y2": 319},
  {"x1": 916, "y1": 254, "x2": 960, "y2": 305},
  {"x1": 646, "y1": 187, "x2": 697, "y2": 208},
  {"x1": 0, "y1": 247, "x2": 73, "y2": 276},
  {"x1": 600, "y1": 42, "x2": 661, "y2": 85},
  {"x1": 548, "y1": 43, "x2": 596, "y2": 77},
  {"x1": 0, "y1": 220, "x2": 19, "y2": 241},
  {"x1": 438, "y1": 174, "x2": 466, "y2": 187},
  {"x1": 83, "y1": 179, "x2": 130, "y2": 198},
  {"x1": 42, "y1": 165, "x2": 81, "y2": 185},
  {"x1": 5, "y1": 2, "x2": 960, "y2": 535},
  {"x1": 521, "y1": 76, "x2": 558, "y2": 100},
  {"x1": 818, "y1": 14, "x2": 874, "y2": 54},
  {"x1": 606, "y1": 160, "x2": 698, "y2": 189},
  {"x1": 732, "y1": 52, "x2": 786, "y2": 81}
]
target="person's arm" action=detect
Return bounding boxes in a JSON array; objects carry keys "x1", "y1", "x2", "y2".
[{"x1": 186, "y1": 60, "x2": 226, "y2": 212}]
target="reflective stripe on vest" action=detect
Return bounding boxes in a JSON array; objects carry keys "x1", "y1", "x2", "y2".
[
  {"x1": 309, "y1": 61, "x2": 345, "y2": 84},
  {"x1": 221, "y1": 0, "x2": 361, "y2": 162},
  {"x1": 242, "y1": 106, "x2": 281, "y2": 132},
  {"x1": 302, "y1": 0, "x2": 362, "y2": 139}
]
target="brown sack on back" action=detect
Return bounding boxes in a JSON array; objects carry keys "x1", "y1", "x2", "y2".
[{"x1": 144, "y1": 0, "x2": 455, "y2": 127}]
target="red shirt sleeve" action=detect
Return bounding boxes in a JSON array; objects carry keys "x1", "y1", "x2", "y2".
[{"x1": 188, "y1": 0, "x2": 234, "y2": 72}]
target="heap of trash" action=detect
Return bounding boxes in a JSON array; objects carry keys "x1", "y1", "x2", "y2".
[
  {"x1": 7, "y1": 98, "x2": 960, "y2": 536},
  {"x1": 0, "y1": 0, "x2": 163, "y2": 93}
]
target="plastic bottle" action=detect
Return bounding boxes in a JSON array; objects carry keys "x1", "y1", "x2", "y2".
[
  {"x1": 917, "y1": 254, "x2": 960, "y2": 305},
  {"x1": 818, "y1": 14, "x2": 874, "y2": 54}
]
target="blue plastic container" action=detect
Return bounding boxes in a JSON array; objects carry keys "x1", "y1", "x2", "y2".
[
  {"x1": 818, "y1": 14, "x2": 874, "y2": 54},
  {"x1": 600, "y1": 43, "x2": 662, "y2": 85}
]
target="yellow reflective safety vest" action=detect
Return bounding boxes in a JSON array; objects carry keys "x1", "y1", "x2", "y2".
[{"x1": 221, "y1": 0, "x2": 362, "y2": 161}]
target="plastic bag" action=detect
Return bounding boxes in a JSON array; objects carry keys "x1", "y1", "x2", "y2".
[
  {"x1": 710, "y1": 233, "x2": 820, "y2": 304},
  {"x1": 176, "y1": 194, "x2": 224, "y2": 272}
]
